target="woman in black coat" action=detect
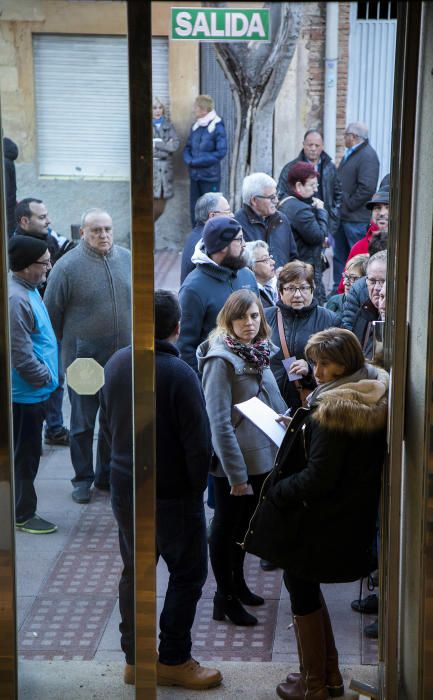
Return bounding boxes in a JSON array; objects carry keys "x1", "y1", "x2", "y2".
[
  {"x1": 266, "y1": 260, "x2": 339, "y2": 412},
  {"x1": 242, "y1": 328, "x2": 389, "y2": 700},
  {"x1": 278, "y1": 161, "x2": 329, "y2": 304}
]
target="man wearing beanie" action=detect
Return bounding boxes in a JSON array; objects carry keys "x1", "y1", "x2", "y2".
[
  {"x1": 177, "y1": 216, "x2": 258, "y2": 372},
  {"x1": 8, "y1": 235, "x2": 59, "y2": 534}
]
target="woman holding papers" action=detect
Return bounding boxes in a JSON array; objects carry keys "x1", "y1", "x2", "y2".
[
  {"x1": 197, "y1": 289, "x2": 286, "y2": 626},
  {"x1": 266, "y1": 260, "x2": 339, "y2": 410},
  {"x1": 242, "y1": 328, "x2": 389, "y2": 699}
]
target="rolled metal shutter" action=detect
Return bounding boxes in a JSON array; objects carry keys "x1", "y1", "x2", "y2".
[{"x1": 33, "y1": 34, "x2": 169, "y2": 178}]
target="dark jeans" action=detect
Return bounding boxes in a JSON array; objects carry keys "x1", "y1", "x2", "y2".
[
  {"x1": 45, "y1": 343, "x2": 65, "y2": 432},
  {"x1": 333, "y1": 221, "x2": 369, "y2": 290},
  {"x1": 209, "y1": 473, "x2": 267, "y2": 596},
  {"x1": 68, "y1": 386, "x2": 111, "y2": 487},
  {"x1": 13, "y1": 399, "x2": 48, "y2": 522},
  {"x1": 111, "y1": 471, "x2": 208, "y2": 666},
  {"x1": 283, "y1": 570, "x2": 321, "y2": 616},
  {"x1": 190, "y1": 179, "x2": 219, "y2": 225}
]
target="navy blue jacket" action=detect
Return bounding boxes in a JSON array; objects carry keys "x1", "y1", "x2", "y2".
[
  {"x1": 234, "y1": 205, "x2": 298, "y2": 269},
  {"x1": 180, "y1": 222, "x2": 205, "y2": 284},
  {"x1": 178, "y1": 256, "x2": 259, "y2": 372},
  {"x1": 183, "y1": 119, "x2": 227, "y2": 182},
  {"x1": 342, "y1": 277, "x2": 379, "y2": 358},
  {"x1": 99, "y1": 342, "x2": 211, "y2": 500}
]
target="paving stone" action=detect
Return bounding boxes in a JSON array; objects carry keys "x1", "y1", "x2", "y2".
[
  {"x1": 44, "y1": 552, "x2": 122, "y2": 596},
  {"x1": 65, "y1": 512, "x2": 119, "y2": 552}
]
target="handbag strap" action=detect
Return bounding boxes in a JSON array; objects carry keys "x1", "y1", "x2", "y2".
[{"x1": 276, "y1": 308, "x2": 290, "y2": 359}]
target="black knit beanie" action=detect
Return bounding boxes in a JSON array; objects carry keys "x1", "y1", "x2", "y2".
[{"x1": 8, "y1": 235, "x2": 48, "y2": 271}]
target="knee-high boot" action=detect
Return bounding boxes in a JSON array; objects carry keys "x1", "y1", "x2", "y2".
[{"x1": 276, "y1": 608, "x2": 328, "y2": 699}]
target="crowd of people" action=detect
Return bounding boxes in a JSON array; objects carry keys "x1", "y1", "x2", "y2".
[{"x1": 6, "y1": 102, "x2": 390, "y2": 696}]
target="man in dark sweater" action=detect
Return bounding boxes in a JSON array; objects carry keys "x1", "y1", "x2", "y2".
[{"x1": 99, "y1": 290, "x2": 222, "y2": 690}]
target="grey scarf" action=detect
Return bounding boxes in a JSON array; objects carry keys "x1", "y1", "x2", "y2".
[{"x1": 306, "y1": 363, "x2": 379, "y2": 407}]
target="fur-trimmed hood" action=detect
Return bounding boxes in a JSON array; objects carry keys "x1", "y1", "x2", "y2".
[{"x1": 311, "y1": 366, "x2": 389, "y2": 434}]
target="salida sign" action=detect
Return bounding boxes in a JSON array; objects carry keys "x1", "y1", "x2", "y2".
[{"x1": 171, "y1": 7, "x2": 270, "y2": 42}]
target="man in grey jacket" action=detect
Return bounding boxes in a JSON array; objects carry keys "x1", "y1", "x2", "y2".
[
  {"x1": 333, "y1": 122, "x2": 380, "y2": 291},
  {"x1": 44, "y1": 208, "x2": 131, "y2": 504}
]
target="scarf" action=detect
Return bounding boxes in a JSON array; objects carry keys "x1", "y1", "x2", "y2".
[
  {"x1": 223, "y1": 335, "x2": 270, "y2": 375},
  {"x1": 306, "y1": 364, "x2": 378, "y2": 407},
  {"x1": 196, "y1": 109, "x2": 217, "y2": 128},
  {"x1": 152, "y1": 116, "x2": 165, "y2": 127}
]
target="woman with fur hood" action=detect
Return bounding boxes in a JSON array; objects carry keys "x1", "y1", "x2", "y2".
[{"x1": 242, "y1": 327, "x2": 389, "y2": 700}]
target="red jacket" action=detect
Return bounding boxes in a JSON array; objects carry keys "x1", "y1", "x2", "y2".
[{"x1": 336, "y1": 222, "x2": 378, "y2": 293}]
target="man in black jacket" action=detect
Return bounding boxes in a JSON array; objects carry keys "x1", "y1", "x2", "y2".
[
  {"x1": 235, "y1": 172, "x2": 298, "y2": 270},
  {"x1": 99, "y1": 290, "x2": 222, "y2": 690},
  {"x1": 333, "y1": 122, "x2": 380, "y2": 291},
  {"x1": 277, "y1": 129, "x2": 342, "y2": 240}
]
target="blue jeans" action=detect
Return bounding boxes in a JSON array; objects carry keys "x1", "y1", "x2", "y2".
[
  {"x1": 13, "y1": 399, "x2": 48, "y2": 522},
  {"x1": 333, "y1": 221, "x2": 369, "y2": 290},
  {"x1": 68, "y1": 386, "x2": 111, "y2": 487},
  {"x1": 45, "y1": 343, "x2": 65, "y2": 432},
  {"x1": 190, "y1": 179, "x2": 219, "y2": 225},
  {"x1": 111, "y1": 473, "x2": 207, "y2": 666}
]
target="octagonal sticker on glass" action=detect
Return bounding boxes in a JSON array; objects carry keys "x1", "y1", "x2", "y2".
[{"x1": 66, "y1": 358, "x2": 105, "y2": 395}]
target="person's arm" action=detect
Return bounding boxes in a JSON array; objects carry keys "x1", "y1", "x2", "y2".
[
  {"x1": 177, "y1": 285, "x2": 205, "y2": 372},
  {"x1": 271, "y1": 423, "x2": 347, "y2": 505},
  {"x1": 43, "y1": 263, "x2": 69, "y2": 341},
  {"x1": 289, "y1": 204, "x2": 327, "y2": 246},
  {"x1": 202, "y1": 357, "x2": 249, "y2": 486},
  {"x1": 155, "y1": 122, "x2": 180, "y2": 154},
  {"x1": 182, "y1": 129, "x2": 193, "y2": 165},
  {"x1": 341, "y1": 280, "x2": 364, "y2": 330},
  {"x1": 9, "y1": 297, "x2": 52, "y2": 386},
  {"x1": 175, "y1": 367, "x2": 212, "y2": 495},
  {"x1": 268, "y1": 215, "x2": 298, "y2": 268}
]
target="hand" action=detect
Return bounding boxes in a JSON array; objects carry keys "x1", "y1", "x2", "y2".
[
  {"x1": 290, "y1": 359, "x2": 309, "y2": 377},
  {"x1": 276, "y1": 414, "x2": 292, "y2": 428},
  {"x1": 312, "y1": 197, "x2": 324, "y2": 209},
  {"x1": 230, "y1": 482, "x2": 254, "y2": 496}
]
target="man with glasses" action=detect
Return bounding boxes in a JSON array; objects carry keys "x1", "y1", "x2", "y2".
[
  {"x1": 243, "y1": 240, "x2": 277, "y2": 308},
  {"x1": 180, "y1": 191, "x2": 233, "y2": 284},
  {"x1": 333, "y1": 122, "x2": 380, "y2": 293},
  {"x1": 44, "y1": 208, "x2": 131, "y2": 504},
  {"x1": 8, "y1": 236, "x2": 58, "y2": 534},
  {"x1": 178, "y1": 216, "x2": 258, "y2": 373},
  {"x1": 342, "y1": 250, "x2": 387, "y2": 358},
  {"x1": 235, "y1": 172, "x2": 298, "y2": 269}
]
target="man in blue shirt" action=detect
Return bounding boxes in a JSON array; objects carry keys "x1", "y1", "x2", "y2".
[{"x1": 8, "y1": 235, "x2": 59, "y2": 534}]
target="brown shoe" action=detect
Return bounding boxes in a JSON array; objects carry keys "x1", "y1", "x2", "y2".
[
  {"x1": 123, "y1": 663, "x2": 135, "y2": 685},
  {"x1": 157, "y1": 658, "x2": 222, "y2": 689}
]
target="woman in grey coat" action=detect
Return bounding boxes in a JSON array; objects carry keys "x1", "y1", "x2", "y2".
[
  {"x1": 152, "y1": 96, "x2": 180, "y2": 221},
  {"x1": 197, "y1": 289, "x2": 286, "y2": 627}
]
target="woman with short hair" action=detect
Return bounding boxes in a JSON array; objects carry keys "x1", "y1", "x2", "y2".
[
  {"x1": 152, "y1": 97, "x2": 180, "y2": 222},
  {"x1": 266, "y1": 260, "x2": 339, "y2": 411},
  {"x1": 326, "y1": 253, "x2": 369, "y2": 322},
  {"x1": 197, "y1": 289, "x2": 286, "y2": 627},
  {"x1": 243, "y1": 327, "x2": 389, "y2": 699}
]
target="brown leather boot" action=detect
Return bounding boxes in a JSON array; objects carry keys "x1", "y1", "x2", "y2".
[
  {"x1": 276, "y1": 608, "x2": 329, "y2": 699},
  {"x1": 123, "y1": 663, "x2": 135, "y2": 685},
  {"x1": 157, "y1": 658, "x2": 222, "y2": 689}
]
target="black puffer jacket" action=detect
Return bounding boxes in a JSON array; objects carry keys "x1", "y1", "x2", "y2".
[
  {"x1": 342, "y1": 277, "x2": 379, "y2": 359},
  {"x1": 242, "y1": 366, "x2": 388, "y2": 583},
  {"x1": 277, "y1": 150, "x2": 342, "y2": 237},
  {"x1": 234, "y1": 205, "x2": 298, "y2": 269},
  {"x1": 265, "y1": 300, "x2": 339, "y2": 410},
  {"x1": 277, "y1": 193, "x2": 328, "y2": 304}
]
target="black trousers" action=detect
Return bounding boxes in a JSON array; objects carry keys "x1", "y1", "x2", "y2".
[
  {"x1": 209, "y1": 472, "x2": 267, "y2": 596},
  {"x1": 283, "y1": 570, "x2": 322, "y2": 616},
  {"x1": 13, "y1": 399, "x2": 48, "y2": 522}
]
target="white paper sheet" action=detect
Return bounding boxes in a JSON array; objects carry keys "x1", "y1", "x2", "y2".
[{"x1": 234, "y1": 397, "x2": 287, "y2": 447}]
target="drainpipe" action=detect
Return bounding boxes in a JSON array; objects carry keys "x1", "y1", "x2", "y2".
[{"x1": 324, "y1": 2, "x2": 339, "y2": 160}]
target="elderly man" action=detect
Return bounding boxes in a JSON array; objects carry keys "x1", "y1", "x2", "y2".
[
  {"x1": 277, "y1": 129, "x2": 342, "y2": 240},
  {"x1": 44, "y1": 208, "x2": 131, "y2": 504},
  {"x1": 180, "y1": 191, "x2": 232, "y2": 284},
  {"x1": 243, "y1": 240, "x2": 277, "y2": 308},
  {"x1": 178, "y1": 216, "x2": 258, "y2": 373},
  {"x1": 234, "y1": 173, "x2": 298, "y2": 270},
  {"x1": 333, "y1": 122, "x2": 380, "y2": 291},
  {"x1": 8, "y1": 236, "x2": 58, "y2": 534},
  {"x1": 342, "y1": 250, "x2": 386, "y2": 359}
]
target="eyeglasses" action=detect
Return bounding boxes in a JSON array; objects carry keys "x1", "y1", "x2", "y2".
[
  {"x1": 282, "y1": 285, "x2": 312, "y2": 295},
  {"x1": 255, "y1": 194, "x2": 278, "y2": 202},
  {"x1": 255, "y1": 256, "x2": 274, "y2": 264},
  {"x1": 33, "y1": 259, "x2": 52, "y2": 268},
  {"x1": 87, "y1": 227, "x2": 113, "y2": 237},
  {"x1": 366, "y1": 277, "x2": 386, "y2": 288},
  {"x1": 232, "y1": 235, "x2": 245, "y2": 243},
  {"x1": 211, "y1": 209, "x2": 233, "y2": 215},
  {"x1": 343, "y1": 273, "x2": 360, "y2": 283}
]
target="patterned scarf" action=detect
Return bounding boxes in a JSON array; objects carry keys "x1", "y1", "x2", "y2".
[{"x1": 223, "y1": 335, "x2": 271, "y2": 375}]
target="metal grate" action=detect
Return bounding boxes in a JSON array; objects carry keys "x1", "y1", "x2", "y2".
[{"x1": 357, "y1": 1, "x2": 397, "y2": 21}]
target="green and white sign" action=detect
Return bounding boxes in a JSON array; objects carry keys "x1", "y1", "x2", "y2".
[{"x1": 171, "y1": 7, "x2": 270, "y2": 42}]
